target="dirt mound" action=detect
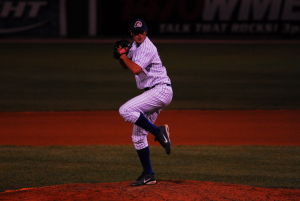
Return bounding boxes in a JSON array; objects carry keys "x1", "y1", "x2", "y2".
[{"x1": 1, "y1": 181, "x2": 300, "y2": 201}]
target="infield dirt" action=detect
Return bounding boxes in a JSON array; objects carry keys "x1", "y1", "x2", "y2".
[{"x1": 1, "y1": 110, "x2": 299, "y2": 145}]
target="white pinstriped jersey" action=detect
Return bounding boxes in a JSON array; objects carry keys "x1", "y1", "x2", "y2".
[
  {"x1": 119, "y1": 37, "x2": 173, "y2": 150},
  {"x1": 127, "y1": 37, "x2": 171, "y2": 89}
]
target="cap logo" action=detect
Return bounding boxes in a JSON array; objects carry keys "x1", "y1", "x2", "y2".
[{"x1": 134, "y1": 21, "x2": 143, "y2": 28}]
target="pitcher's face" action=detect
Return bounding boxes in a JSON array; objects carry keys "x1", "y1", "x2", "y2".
[{"x1": 131, "y1": 31, "x2": 147, "y2": 44}]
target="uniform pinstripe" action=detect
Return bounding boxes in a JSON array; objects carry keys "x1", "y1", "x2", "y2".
[
  {"x1": 119, "y1": 37, "x2": 173, "y2": 150},
  {"x1": 128, "y1": 37, "x2": 171, "y2": 89}
]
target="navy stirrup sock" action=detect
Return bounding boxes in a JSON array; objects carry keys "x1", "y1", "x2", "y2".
[
  {"x1": 135, "y1": 113, "x2": 160, "y2": 136},
  {"x1": 137, "y1": 147, "x2": 153, "y2": 174}
]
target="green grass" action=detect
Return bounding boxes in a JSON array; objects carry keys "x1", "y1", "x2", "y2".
[
  {"x1": 0, "y1": 42, "x2": 300, "y2": 111},
  {"x1": 0, "y1": 145, "x2": 299, "y2": 192}
]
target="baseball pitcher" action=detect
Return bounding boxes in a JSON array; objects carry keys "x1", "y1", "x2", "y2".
[{"x1": 113, "y1": 18, "x2": 173, "y2": 186}]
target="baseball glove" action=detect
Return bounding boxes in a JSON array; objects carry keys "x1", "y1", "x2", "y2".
[{"x1": 113, "y1": 40, "x2": 132, "y2": 59}]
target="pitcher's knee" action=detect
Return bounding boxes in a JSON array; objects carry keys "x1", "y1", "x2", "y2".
[
  {"x1": 118, "y1": 105, "x2": 127, "y2": 119},
  {"x1": 119, "y1": 106, "x2": 130, "y2": 122},
  {"x1": 118, "y1": 105, "x2": 139, "y2": 123}
]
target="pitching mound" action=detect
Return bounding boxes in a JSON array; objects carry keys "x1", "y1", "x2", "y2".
[{"x1": 1, "y1": 181, "x2": 300, "y2": 201}]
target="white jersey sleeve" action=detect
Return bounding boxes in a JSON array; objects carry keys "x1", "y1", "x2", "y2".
[
  {"x1": 132, "y1": 42, "x2": 155, "y2": 70},
  {"x1": 128, "y1": 37, "x2": 171, "y2": 89}
]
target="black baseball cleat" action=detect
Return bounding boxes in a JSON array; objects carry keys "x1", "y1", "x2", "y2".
[
  {"x1": 155, "y1": 125, "x2": 171, "y2": 155},
  {"x1": 131, "y1": 172, "x2": 157, "y2": 186}
]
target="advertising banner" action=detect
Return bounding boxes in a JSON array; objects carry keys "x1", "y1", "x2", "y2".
[
  {"x1": 0, "y1": 0, "x2": 66, "y2": 37},
  {"x1": 98, "y1": 0, "x2": 300, "y2": 38},
  {"x1": 1, "y1": 0, "x2": 299, "y2": 38}
]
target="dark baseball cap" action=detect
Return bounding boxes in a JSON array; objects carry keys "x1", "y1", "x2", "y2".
[{"x1": 129, "y1": 18, "x2": 148, "y2": 34}]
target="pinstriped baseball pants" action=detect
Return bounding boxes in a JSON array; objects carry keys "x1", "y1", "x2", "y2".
[{"x1": 119, "y1": 84, "x2": 173, "y2": 150}]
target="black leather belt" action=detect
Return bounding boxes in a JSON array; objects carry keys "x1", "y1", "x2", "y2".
[{"x1": 144, "y1": 83, "x2": 171, "y2": 91}]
